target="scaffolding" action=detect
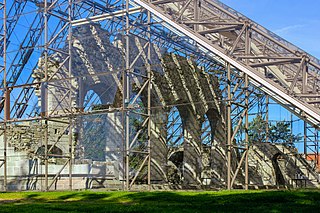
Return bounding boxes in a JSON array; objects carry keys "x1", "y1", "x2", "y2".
[{"x1": 0, "y1": 0, "x2": 319, "y2": 191}]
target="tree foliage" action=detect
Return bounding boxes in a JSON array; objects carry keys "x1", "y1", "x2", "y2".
[
  {"x1": 268, "y1": 121, "x2": 301, "y2": 144},
  {"x1": 247, "y1": 115, "x2": 267, "y2": 144},
  {"x1": 246, "y1": 115, "x2": 301, "y2": 146}
]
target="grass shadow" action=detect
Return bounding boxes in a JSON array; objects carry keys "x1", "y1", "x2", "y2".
[{"x1": 0, "y1": 190, "x2": 319, "y2": 212}]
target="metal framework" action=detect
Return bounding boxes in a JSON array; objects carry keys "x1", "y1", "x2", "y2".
[{"x1": 0, "y1": 0, "x2": 319, "y2": 191}]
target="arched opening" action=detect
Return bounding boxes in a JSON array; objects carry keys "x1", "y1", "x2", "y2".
[
  {"x1": 80, "y1": 82, "x2": 117, "y2": 112},
  {"x1": 201, "y1": 114, "x2": 212, "y2": 147},
  {"x1": 166, "y1": 107, "x2": 184, "y2": 184},
  {"x1": 203, "y1": 108, "x2": 226, "y2": 186},
  {"x1": 36, "y1": 145, "x2": 63, "y2": 159},
  {"x1": 167, "y1": 107, "x2": 184, "y2": 147},
  {"x1": 83, "y1": 89, "x2": 102, "y2": 111},
  {"x1": 201, "y1": 114, "x2": 212, "y2": 185},
  {"x1": 167, "y1": 150, "x2": 183, "y2": 184},
  {"x1": 80, "y1": 89, "x2": 106, "y2": 161}
]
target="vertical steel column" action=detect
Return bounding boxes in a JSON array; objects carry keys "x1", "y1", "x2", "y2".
[
  {"x1": 244, "y1": 22, "x2": 251, "y2": 190},
  {"x1": 244, "y1": 74, "x2": 249, "y2": 190},
  {"x1": 3, "y1": 88, "x2": 9, "y2": 192},
  {"x1": 121, "y1": 2, "x2": 126, "y2": 190},
  {"x1": 193, "y1": 0, "x2": 199, "y2": 31},
  {"x1": 125, "y1": 0, "x2": 130, "y2": 191},
  {"x1": 227, "y1": 62, "x2": 232, "y2": 190},
  {"x1": 147, "y1": 0, "x2": 151, "y2": 191},
  {"x1": 265, "y1": 95, "x2": 269, "y2": 142},
  {"x1": 290, "y1": 113, "x2": 293, "y2": 145},
  {"x1": 68, "y1": 0, "x2": 73, "y2": 190},
  {"x1": 302, "y1": 56, "x2": 308, "y2": 155},
  {"x1": 302, "y1": 56, "x2": 307, "y2": 94},
  {"x1": 304, "y1": 121, "x2": 307, "y2": 156},
  {"x1": 316, "y1": 130, "x2": 319, "y2": 168},
  {"x1": 43, "y1": 0, "x2": 49, "y2": 191},
  {"x1": 302, "y1": 58, "x2": 308, "y2": 158},
  {"x1": 2, "y1": 0, "x2": 7, "y2": 191}
]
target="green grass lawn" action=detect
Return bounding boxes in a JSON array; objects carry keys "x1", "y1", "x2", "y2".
[{"x1": 0, "y1": 189, "x2": 319, "y2": 212}]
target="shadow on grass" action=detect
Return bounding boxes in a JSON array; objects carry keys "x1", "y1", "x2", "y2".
[
  {"x1": 26, "y1": 194, "x2": 39, "y2": 199},
  {"x1": 0, "y1": 190, "x2": 319, "y2": 212}
]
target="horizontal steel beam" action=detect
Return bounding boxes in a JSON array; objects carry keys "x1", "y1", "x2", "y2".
[
  {"x1": 182, "y1": 21, "x2": 243, "y2": 26},
  {"x1": 198, "y1": 24, "x2": 242, "y2": 35},
  {"x1": 71, "y1": 6, "x2": 142, "y2": 26},
  {"x1": 250, "y1": 58, "x2": 300, "y2": 68}
]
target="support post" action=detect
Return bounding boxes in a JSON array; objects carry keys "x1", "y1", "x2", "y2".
[
  {"x1": 302, "y1": 56, "x2": 307, "y2": 94},
  {"x1": 316, "y1": 131, "x2": 319, "y2": 168},
  {"x1": 244, "y1": 74, "x2": 249, "y2": 190},
  {"x1": 43, "y1": 0, "x2": 49, "y2": 191},
  {"x1": 2, "y1": 0, "x2": 7, "y2": 191},
  {"x1": 194, "y1": 0, "x2": 199, "y2": 31},
  {"x1": 68, "y1": 0, "x2": 73, "y2": 191},
  {"x1": 304, "y1": 121, "x2": 307, "y2": 157},
  {"x1": 265, "y1": 95, "x2": 269, "y2": 142},
  {"x1": 147, "y1": 0, "x2": 151, "y2": 191},
  {"x1": 3, "y1": 88, "x2": 10, "y2": 191},
  {"x1": 125, "y1": 0, "x2": 130, "y2": 191},
  {"x1": 244, "y1": 22, "x2": 251, "y2": 190},
  {"x1": 227, "y1": 63, "x2": 232, "y2": 190}
]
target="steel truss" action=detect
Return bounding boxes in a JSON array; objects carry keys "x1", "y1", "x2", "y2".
[{"x1": 0, "y1": 0, "x2": 318, "y2": 191}]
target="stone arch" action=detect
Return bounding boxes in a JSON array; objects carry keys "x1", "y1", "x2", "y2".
[
  {"x1": 36, "y1": 145, "x2": 63, "y2": 158},
  {"x1": 82, "y1": 88, "x2": 102, "y2": 111},
  {"x1": 204, "y1": 107, "x2": 228, "y2": 187},
  {"x1": 78, "y1": 85, "x2": 123, "y2": 164},
  {"x1": 166, "y1": 107, "x2": 184, "y2": 184},
  {"x1": 177, "y1": 104, "x2": 203, "y2": 186},
  {"x1": 167, "y1": 150, "x2": 184, "y2": 184},
  {"x1": 78, "y1": 87, "x2": 105, "y2": 161},
  {"x1": 78, "y1": 81, "x2": 118, "y2": 111},
  {"x1": 206, "y1": 108, "x2": 223, "y2": 146},
  {"x1": 32, "y1": 23, "x2": 229, "y2": 187}
]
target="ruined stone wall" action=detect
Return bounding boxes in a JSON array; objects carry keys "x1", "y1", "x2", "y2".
[
  {"x1": 248, "y1": 143, "x2": 319, "y2": 188},
  {"x1": 2, "y1": 23, "x2": 319, "y2": 191},
  {"x1": 151, "y1": 53, "x2": 227, "y2": 186},
  {"x1": 30, "y1": 23, "x2": 228, "y2": 187}
]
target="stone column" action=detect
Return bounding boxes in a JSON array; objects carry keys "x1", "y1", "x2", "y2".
[
  {"x1": 149, "y1": 108, "x2": 168, "y2": 183},
  {"x1": 178, "y1": 106, "x2": 202, "y2": 186},
  {"x1": 206, "y1": 108, "x2": 228, "y2": 187}
]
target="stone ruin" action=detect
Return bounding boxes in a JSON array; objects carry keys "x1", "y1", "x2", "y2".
[{"x1": 0, "y1": 24, "x2": 319, "y2": 190}]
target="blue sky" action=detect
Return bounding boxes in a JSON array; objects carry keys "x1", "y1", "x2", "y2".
[{"x1": 220, "y1": 0, "x2": 320, "y2": 58}]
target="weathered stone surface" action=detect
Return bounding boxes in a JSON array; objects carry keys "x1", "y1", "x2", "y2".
[
  {"x1": 248, "y1": 143, "x2": 319, "y2": 188},
  {"x1": 1, "y1": 23, "x2": 319, "y2": 191}
]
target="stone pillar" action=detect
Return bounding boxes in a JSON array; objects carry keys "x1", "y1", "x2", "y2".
[
  {"x1": 149, "y1": 108, "x2": 168, "y2": 183},
  {"x1": 178, "y1": 106, "x2": 202, "y2": 186},
  {"x1": 206, "y1": 108, "x2": 228, "y2": 187}
]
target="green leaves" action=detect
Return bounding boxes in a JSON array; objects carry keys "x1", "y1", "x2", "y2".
[
  {"x1": 268, "y1": 121, "x2": 301, "y2": 145},
  {"x1": 247, "y1": 115, "x2": 267, "y2": 144},
  {"x1": 246, "y1": 115, "x2": 301, "y2": 146}
]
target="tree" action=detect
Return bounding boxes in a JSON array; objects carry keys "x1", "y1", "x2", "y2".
[
  {"x1": 245, "y1": 115, "x2": 301, "y2": 146},
  {"x1": 268, "y1": 121, "x2": 301, "y2": 146},
  {"x1": 247, "y1": 115, "x2": 267, "y2": 143}
]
